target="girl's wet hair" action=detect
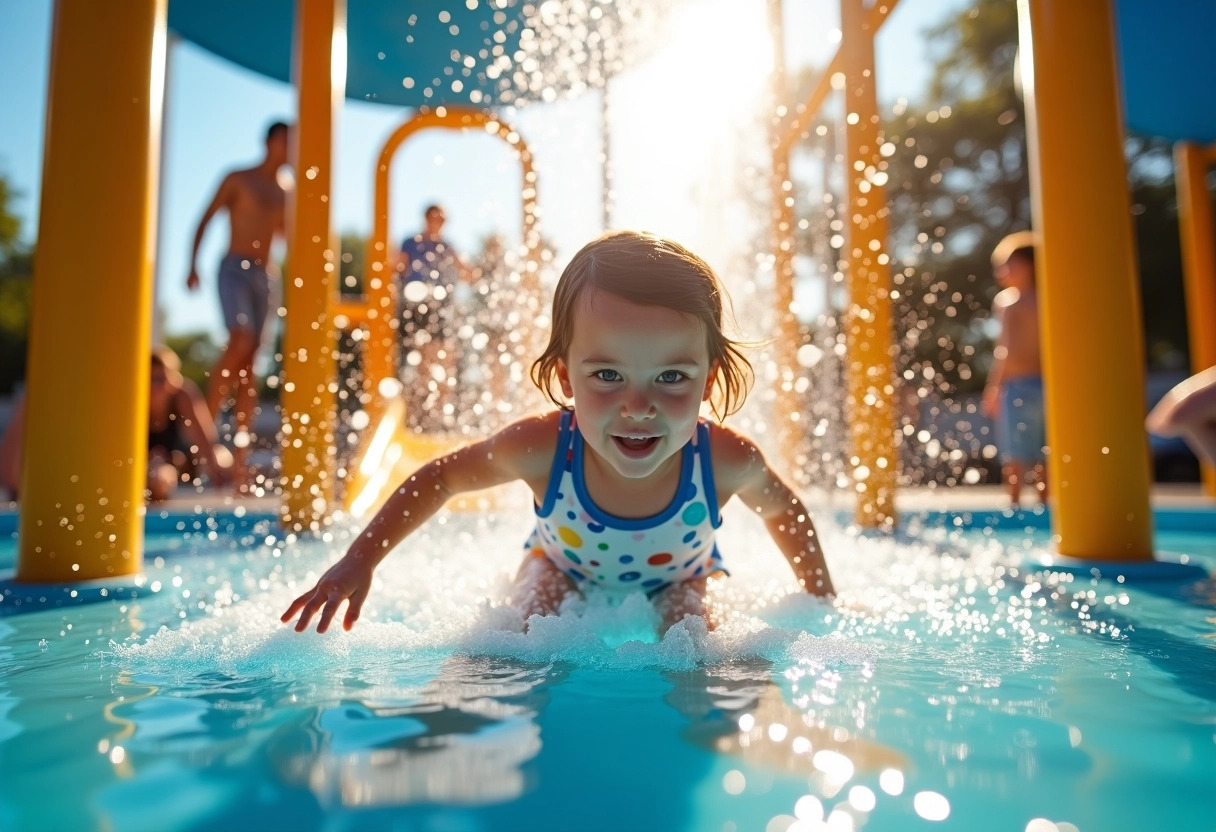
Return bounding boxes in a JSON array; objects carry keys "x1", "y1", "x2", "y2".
[{"x1": 531, "y1": 230, "x2": 753, "y2": 419}]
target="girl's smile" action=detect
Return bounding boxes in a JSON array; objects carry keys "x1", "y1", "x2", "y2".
[{"x1": 613, "y1": 434, "x2": 660, "y2": 456}]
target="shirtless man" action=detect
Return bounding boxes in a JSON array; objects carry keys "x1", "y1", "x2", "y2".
[
  {"x1": 982, "y1": 231, "x2": 1047, "y2": 506},
  {"x1": 186, "y1": 121, "x2": 290, "y2": 490}
]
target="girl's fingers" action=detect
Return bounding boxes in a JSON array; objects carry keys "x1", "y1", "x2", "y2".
[
  {"x1": 344, "y1": 586, "x2": 370, "y2": 630},
  {"x1": 293, "y1": 593, "x2": 326, "y2": 632},
  {"x1": 280, "y1": 592, "x2": 311, "y2": 623},
  {"x1": 315, "y1": 591, "x2": 346, "y2": 633},
  {"x1": 281, "y1": 577, "x2": 366, "y2": 633}
]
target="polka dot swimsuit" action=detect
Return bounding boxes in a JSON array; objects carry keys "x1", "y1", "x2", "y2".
[{"x1": 525, "y1": 410, "x2": 725, "y2": 595}]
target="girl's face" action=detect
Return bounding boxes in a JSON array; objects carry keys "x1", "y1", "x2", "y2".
[{"x1": 557, "y1": 290, "x2": 716, "y2": 481}]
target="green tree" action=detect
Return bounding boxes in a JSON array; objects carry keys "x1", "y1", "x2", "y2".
[
  {"x1": 163, "y1": 331, "x2": 221, "y2": 392},
  {"x1": 0, "y1": 177, "x2": 23, "y2": 261},
  {"x1": 874, "y1": 0, "x2": 1029, "y2": 394},
  {"x1": 0, "y1": 175, "x2": 33, "y2": 394},
  {"x1": 798, "y1": 0, "x2": 1193, "y2": 395},
  {"x1": 1125, "y1": 135, "x2": 1190, "y2": 372},
  {"x1": 338, "y1": 231, "x2": 367, "y2": 296}
]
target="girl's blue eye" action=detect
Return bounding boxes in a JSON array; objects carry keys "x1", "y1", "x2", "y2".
[
  {"x1": 594, "y1": 370, "x2": 621, "y2": 382},
  {"x1": 657, "y1": 370, "x2": 687, "y2": 383}
]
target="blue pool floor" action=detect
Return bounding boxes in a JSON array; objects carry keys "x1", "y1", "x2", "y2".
[{"x1": 0, "y1": 499, "x2": 1214, "y2": 832}]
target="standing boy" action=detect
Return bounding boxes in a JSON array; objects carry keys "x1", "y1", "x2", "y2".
[{"x1": 982, "y1": 231, "x2": 1047, "y2": 506}]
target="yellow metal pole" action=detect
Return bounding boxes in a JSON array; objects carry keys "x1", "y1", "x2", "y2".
[
  {"x1": 1173, "y1": 141, "x2": 1216, "y2": 497},
  {"x1": 776, "y1": 0, "x2": 899, "y2": 158},
  {"x1": 1017, "y1": 0, "x2": 1152, "y2": 559},
  {"x1": 338, "y1": 108, "x2": 539, "y2": 515},
  {"x1": 17, "y1": 0, "x2": 166, "y2": 582},
  {"x1": 767, "y1": 0, "x2": 803, "y2": 461},
  {"x1": 281, "y1": 0, "x2": 345, "y2": 531},
  {"x1": 840, "y1": 0, "x2": 898, "y2": 529}
]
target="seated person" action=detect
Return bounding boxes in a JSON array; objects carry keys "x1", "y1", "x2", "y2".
[
  {"x1": 0, "y1": 346, "x2": 231, "y2": 502},
  {"x1": 147, "y1": 345, "x2": 232, "y2": 500},
  {"x1": 0, "y1": 392, "x2": 23, "y2": 502}
]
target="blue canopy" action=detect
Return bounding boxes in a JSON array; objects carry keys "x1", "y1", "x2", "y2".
[
  {"x1": 167, "y1": 0, "x2": 645, "y2": 109},
  {"x1": 1116, "y1": 0, "x2": 1216, "y2": 142},
  {"x1": 169, "y1": 0, "x2": 526, "y2": 107},
  {"x1": 169, "y1": 0, "x2": 1216, "y2": 142}
]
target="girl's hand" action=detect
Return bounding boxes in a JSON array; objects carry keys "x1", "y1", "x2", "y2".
[
  {"x1": 277, "y1": 413, "x2": 560, "y2": 634},
  {"x1": 280, "y1": 556, "x2": 376, "y2": 633}
]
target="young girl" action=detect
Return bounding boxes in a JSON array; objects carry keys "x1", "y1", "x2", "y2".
[{"x1": 281, "y1": 231, "x2": 833, "y2": 634}]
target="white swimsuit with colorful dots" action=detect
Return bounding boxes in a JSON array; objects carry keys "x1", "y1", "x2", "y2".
[{"x1": 524, "y1": 410, "x2": 725, "y2": 594}]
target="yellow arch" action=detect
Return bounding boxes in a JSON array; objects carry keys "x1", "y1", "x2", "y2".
[{"x1": 333, "y1": 106, "x2": 541, "y2": 517}]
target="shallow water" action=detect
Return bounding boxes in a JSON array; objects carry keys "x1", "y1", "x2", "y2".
[{"x1": 1, "y1": 505, "x2": 1214, "y2": 832}]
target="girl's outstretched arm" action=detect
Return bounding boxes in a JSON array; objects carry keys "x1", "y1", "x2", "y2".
[
  {"x1": 281, "y1": 411, "x2": 560, "y2": 632},
  {"x1": 710, "y1": 424, "x2": 834, "y2": 596}
]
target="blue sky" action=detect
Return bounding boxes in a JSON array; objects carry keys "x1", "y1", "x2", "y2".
[{"x1": 0, "y1": 0, "x2": 966, "y2": 342}]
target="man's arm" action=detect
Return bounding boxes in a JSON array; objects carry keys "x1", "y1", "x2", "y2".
[
  {"x1": 1146, "y1": 367, "x2": 1216, "y2": 466},
  {"x1": 186, "y1": 173, "x2": 236, "y2": 291},
  {"x1": 437, "y1": 238, "x2": 473, "y2": 283},
  {"x1": 982, "y1": 299, "x2": 1008, "y2": 417}
]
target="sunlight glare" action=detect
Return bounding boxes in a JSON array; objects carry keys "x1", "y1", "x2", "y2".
[
  {"x1": 612, "y1": 0, "x2": 774, "y2": 183},
  {"x1": 670, "y1": 0, "x2": 774, "y2": 103}
]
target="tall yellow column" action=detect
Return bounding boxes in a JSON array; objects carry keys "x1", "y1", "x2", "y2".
[
  {"x1": 840, "y1": 0, "x2": 898, "y2": 529},
  {"x1": 1173, "y1": 142, "x2": 1216, "y2": 496},
  {"x1": 361, "y1": 118, "x2": 399, "y2": 426},
  {"x1": 17, "y1": 0, "x2": 166, "y2": 582},
  {"x1": 767, "y1": 0, "x2": 804, "y2": 464},
  {"x1": 1017, "y1": 0, "x2": 1152, "y2": 559},
  {"x1": 281, "y1": 0, "x2": 345, "y2": 531}
]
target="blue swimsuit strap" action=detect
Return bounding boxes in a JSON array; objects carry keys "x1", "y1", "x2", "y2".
[
  {"x1": 538, "y1": 413, "x2": 720, "y2": 529},
  {"x1": 536, "y1": 410, "x2": 575, "y2": 515},
  {"x1": 570, "y1": 417, "x2": 705, "y2": 531},
  {"x1": 695, "y1": 420, "x2": 722, "y2": 528}
]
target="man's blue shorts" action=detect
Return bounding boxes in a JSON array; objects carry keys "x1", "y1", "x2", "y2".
[
  {"x1": 997, "y1": 376, "x2": 1046, "y2": 465},
  {"x1": 217, "y1": 254, "x2": 272, "y2": 343}
]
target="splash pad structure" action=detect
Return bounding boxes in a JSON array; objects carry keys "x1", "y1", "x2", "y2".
[
  {"x1": 4, "y1": 0, "x2": 1216, "y2": 830},
  {"x1": 330, "y1": 105, "x2": 545, "y2": 520},
  {"x1": 15, "y1": 0, "x2": 1216, "y2": 577}
]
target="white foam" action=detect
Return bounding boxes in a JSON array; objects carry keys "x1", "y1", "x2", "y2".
[
  {"x1": 111, "y1": 504, "x2": 862, "y2": 677},
  {"x1": 109, "y1": 502, "x2": 1052, "y2": 683}
]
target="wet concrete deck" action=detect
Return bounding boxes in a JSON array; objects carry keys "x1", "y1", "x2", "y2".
[
  {"x1": 150, "y1": 482, "x2": 1214, "y2": 516},
  {"x1": 3, "y1": 484, "x2": 1212, "y2": 529}
]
